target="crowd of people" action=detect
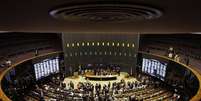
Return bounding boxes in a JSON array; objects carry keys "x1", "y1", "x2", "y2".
[
  {"x1": 67, "y1": 80, "x2": 145, "y2": 101},
  {"x1": 26, "y1": 74, "x2": 181, "y2": 101},
  {"x1": 37, "y1": 79, "x2": 147, "y2": 101}
]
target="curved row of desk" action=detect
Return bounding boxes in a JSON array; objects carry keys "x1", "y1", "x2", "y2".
[
  {"x1": 138, "y1": 51, "x2": 201, "y2": 101},
  {"x1": 0, "y1": 51, "x2": 201, "y2": 101},
  {"x1": 85, "y1": 74, "x2": 117, "y2": 81}
]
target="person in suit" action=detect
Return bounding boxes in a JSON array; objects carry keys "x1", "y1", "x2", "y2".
[{"x1": 70, "y1": 81, "x2": 74, "y2": 89}]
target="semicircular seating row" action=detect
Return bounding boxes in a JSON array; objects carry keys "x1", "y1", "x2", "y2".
[
  {"x1": 0, "y1": 33, "x2": 62, "y2": 73},
  {"x1": 140, "y1": 42, "x2": 201, "y2": 74}
]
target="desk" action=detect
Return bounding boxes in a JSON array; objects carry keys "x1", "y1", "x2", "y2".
[{"x1": 85, "y1": 74, "x2": 117, "y2": 81}]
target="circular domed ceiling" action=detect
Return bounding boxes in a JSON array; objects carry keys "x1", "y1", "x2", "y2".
[{"x1": 49, "y1": 3, "x2": 163, "y2": 23}]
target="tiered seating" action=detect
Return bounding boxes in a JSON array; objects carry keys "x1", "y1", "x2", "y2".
[
  {"x1": 25, "y1": 91, "x2": 41, "y2": 101},
  {"x1": 115, "y1": 86, "x2": 173, "y2": 101},
  {"x1": 144, "y1": 90, "x2": 172, "y2": 101},
  {"x1": 140, "y1": 34, "x2": 201, "y2": 60},
  {"x1": 0, "y1": 33, "x2": 62, "y2": 72},
  {"x1": 140, "y1": 35, "x2": 201, "y2": 74},
  {"x1": 0, "y1": 33, "x2": 61, "y2": 58},
  {"x1": 24, "y1": 77, "x2": 175, "y2": 101}
]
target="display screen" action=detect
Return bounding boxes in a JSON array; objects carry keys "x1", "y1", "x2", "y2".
[
  {"x1": 142, "y1": 58, "x2": 167, "y2": 80},
  {"x1": 34, "y1": 57, "x2": 59, "y2": 80}
]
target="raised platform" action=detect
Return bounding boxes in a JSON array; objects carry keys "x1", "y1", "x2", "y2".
[{"x1": 63, "y1": 72, "x2": 137, "y2": 89}]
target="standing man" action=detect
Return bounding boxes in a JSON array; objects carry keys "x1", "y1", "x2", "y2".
[
  {"x1": 35, "y1": 48, "x2": 38, "y2": 56},
  {"x1": 69, "y1": 66, "x2": 73, "y2": 76}
]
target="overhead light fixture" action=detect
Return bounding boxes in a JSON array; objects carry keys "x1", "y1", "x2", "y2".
[{"x1": 49, "y1": 3, "x2": 163, "y2": 23}]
